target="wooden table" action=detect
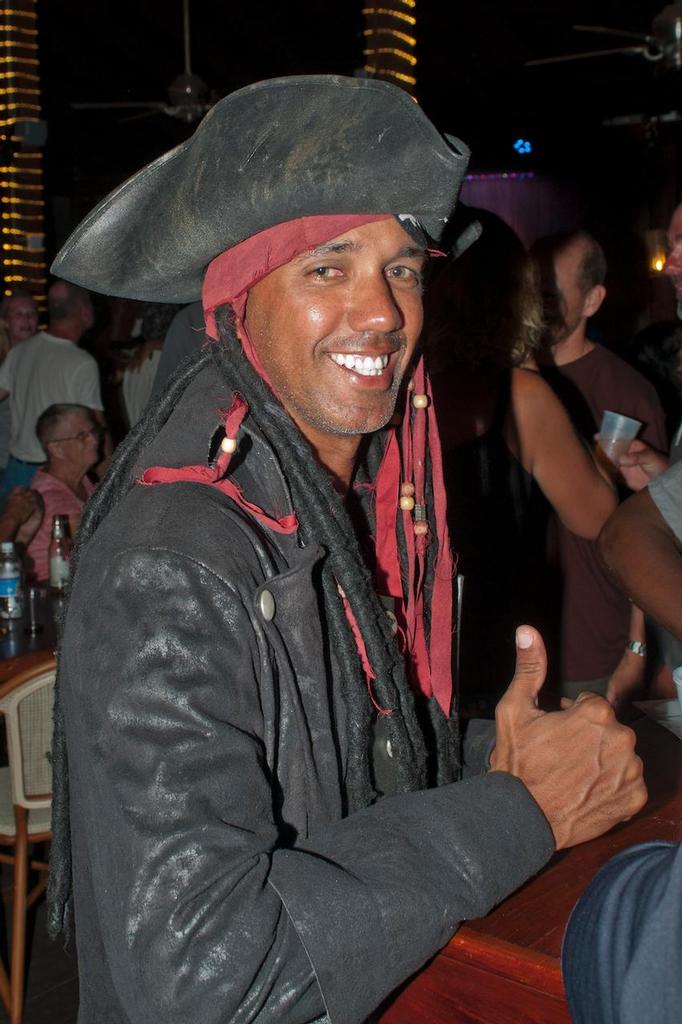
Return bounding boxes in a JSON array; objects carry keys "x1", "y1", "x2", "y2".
[{"x1": 378, "y1": 715, "x2": 682, "y2": 1023}]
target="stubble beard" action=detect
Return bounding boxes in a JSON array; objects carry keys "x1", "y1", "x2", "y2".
[
  {"x1": 286, "y1": 362, "x2": 407, "y2": 439},
  {"x1": 286, "y1": 334, "x2": 410, "y2": 438}
]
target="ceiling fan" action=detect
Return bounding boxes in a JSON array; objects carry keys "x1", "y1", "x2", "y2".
[
  {"x1": 72, "y1": 0, "x2": 211, "y2": 125},
  {"x1": 526, "y1": 4, "x2": 682, "y2": 72}
]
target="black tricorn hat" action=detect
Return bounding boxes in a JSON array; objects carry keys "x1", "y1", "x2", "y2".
[{"x1": 52, "y1": 75, "x2": 472, "y2": 303}]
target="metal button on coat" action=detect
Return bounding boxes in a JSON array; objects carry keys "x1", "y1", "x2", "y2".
[{"x1": 259, "y1": 589, "x2": 276, "y2": 621}]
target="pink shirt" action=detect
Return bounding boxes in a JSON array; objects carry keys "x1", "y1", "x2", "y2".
[{"x1": 27, "y1": 469, "x2": 95, "y2": 581}]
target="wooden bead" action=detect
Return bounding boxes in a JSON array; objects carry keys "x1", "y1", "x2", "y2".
[
  {"x1": 412, "y1": 393, "x2": 429, "y2": 409},
  {"x1": 400, "y1": 482, "x2": 415, "y2": 497},
  {"x1": 399, "y1": 495, "x2": 415, "y2": 512},
  {"x1": 414, "y1": 521, "x2": 429, "y2": 536},
  {"x1": 221, "y1": 436, "x2": 237, "y2": 453}
]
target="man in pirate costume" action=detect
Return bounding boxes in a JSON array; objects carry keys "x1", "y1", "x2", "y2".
[{"x1": 47, "y1": 76, "x2": 645, "y2": 1023}]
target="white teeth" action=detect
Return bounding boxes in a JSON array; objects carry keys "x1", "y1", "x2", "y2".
[{"x1": 330, "y1": 353, "x2": 390, "y2": 376}]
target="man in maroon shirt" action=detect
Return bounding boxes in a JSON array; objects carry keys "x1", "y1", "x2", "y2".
[{"x1": 532, "y1": 231, "x2": 667, "y2": 698}]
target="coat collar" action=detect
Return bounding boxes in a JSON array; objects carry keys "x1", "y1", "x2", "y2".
[{"x1": 134, "y1": 355, "x2": 298, "y2": 540}]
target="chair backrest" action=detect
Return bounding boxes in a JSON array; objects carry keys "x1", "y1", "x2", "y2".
[{"x1": 0, "y1": 658, "x2": 56, "y2": 810}]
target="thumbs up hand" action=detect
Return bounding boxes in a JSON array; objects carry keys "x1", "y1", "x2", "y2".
[{"x1": 490, "y1": 627, "x2": 647, "y2": 850}]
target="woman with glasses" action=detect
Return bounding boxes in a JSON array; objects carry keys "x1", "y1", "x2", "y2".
[{"x1": 25, "y1": 403, "x2": 100, "y2": 580}]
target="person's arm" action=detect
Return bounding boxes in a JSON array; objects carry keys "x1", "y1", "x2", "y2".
[
  {"x1": 606, "y1": 603, "x2": 647, "y2": 708},
  {"x1": 62, "y1": 531, "x2": 644, "y2": 1024},
  {"x1": 563, "y1": 841, "x2": 682, "y2": 1024},
  {"x1": 0, "y1": 486, "x2": 43, "y2": 544},
  {"x1": 507, "y1": 368, "x2": 617, "y2": 539},
  {"x1": 599, "y1": 478, "x2": 682, "y2": 643},
  {"x1": 63, "y1": 541, "x2": 556, "y2": 1024},
  {"x1": 616, "y1": 438, "x2": 670, "y2": 492}
]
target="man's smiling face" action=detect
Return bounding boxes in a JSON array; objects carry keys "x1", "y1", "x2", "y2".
[{"x1": 244, "y1": 218, "x2": 426, "y2": 446}]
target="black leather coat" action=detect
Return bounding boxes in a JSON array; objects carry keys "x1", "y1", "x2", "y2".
[{"x1": 61, "y1": 364, "x2": 554, "y2": 1023}]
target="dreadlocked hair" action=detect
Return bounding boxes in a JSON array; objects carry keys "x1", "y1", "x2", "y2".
[{"x1": 47, "y1": 313, "x2": 461, "y2": 941}]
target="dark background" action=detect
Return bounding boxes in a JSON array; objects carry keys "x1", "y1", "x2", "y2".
[{"x1": 38, "y1": 0, "x2": 682, "y2": 334}]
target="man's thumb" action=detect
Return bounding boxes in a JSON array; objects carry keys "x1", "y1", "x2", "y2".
[{"x1": 504, "y1": 626, "x2": 548, "y2": 708}]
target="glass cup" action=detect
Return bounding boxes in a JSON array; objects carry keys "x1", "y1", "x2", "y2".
[
  {"x1": 598, "y1": 410, "x2": 642, "y2": 465},
  {"x1": 24, "y1": 584, "x2": 44, "y2": 636}
]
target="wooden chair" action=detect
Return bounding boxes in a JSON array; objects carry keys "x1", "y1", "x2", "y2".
[{"x1": 0, "y1": 655, "x2": 56, "y2": 1024}]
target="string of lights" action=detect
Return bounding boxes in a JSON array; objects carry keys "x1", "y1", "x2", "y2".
[
  {"x1": 0, "y1": 103, "x2": 41, "y2": 111},
  {"x1": 0, "y1": 0, "x2": 44, "y2": 305},
  {"x1": 0, "y1": 87, "x2": 40, "y2": 96},
  {"x1": 362, "y1": 1, "x2": 418, "y2": 99},
  {"x1": 364, "y1": 27, "x2": 416, "y2": 47}
]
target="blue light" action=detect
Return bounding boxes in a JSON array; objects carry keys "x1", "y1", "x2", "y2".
[{"x1": 513, "y1": 138, "x2": 532, "y2": 155}]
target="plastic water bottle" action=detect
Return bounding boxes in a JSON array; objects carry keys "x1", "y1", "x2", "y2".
[{"x1": 0, "y1": 541, "x2": 23, "y2": 620}]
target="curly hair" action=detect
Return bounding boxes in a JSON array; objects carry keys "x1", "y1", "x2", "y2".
[{"x1": 423, "y1": 210, "x2": 543, "y2": 372}]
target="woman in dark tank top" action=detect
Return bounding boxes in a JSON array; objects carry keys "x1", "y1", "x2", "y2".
[{"x1": 425, "y1": 211, "x2": 616, "y2": 714}]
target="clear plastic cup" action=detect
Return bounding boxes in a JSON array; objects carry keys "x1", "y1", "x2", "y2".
[
  {"x1": 598, "y1": 410, "x2": 642, "y2": 464},
  {"x1": 673, "y1": 666, "x2": 682, "y2": 717}
]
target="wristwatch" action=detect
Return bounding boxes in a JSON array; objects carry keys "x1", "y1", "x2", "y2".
[{"x1": 626, "y1": 640, "x2": 647, "y2": 657}]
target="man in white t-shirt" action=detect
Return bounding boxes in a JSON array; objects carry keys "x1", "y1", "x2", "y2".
[
  {"x1": 0, "y1": 279, "x2": 106, "y2": 493},
  {"x1": 0, "y1": 287, "x2": 39, "y2": 473}
]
